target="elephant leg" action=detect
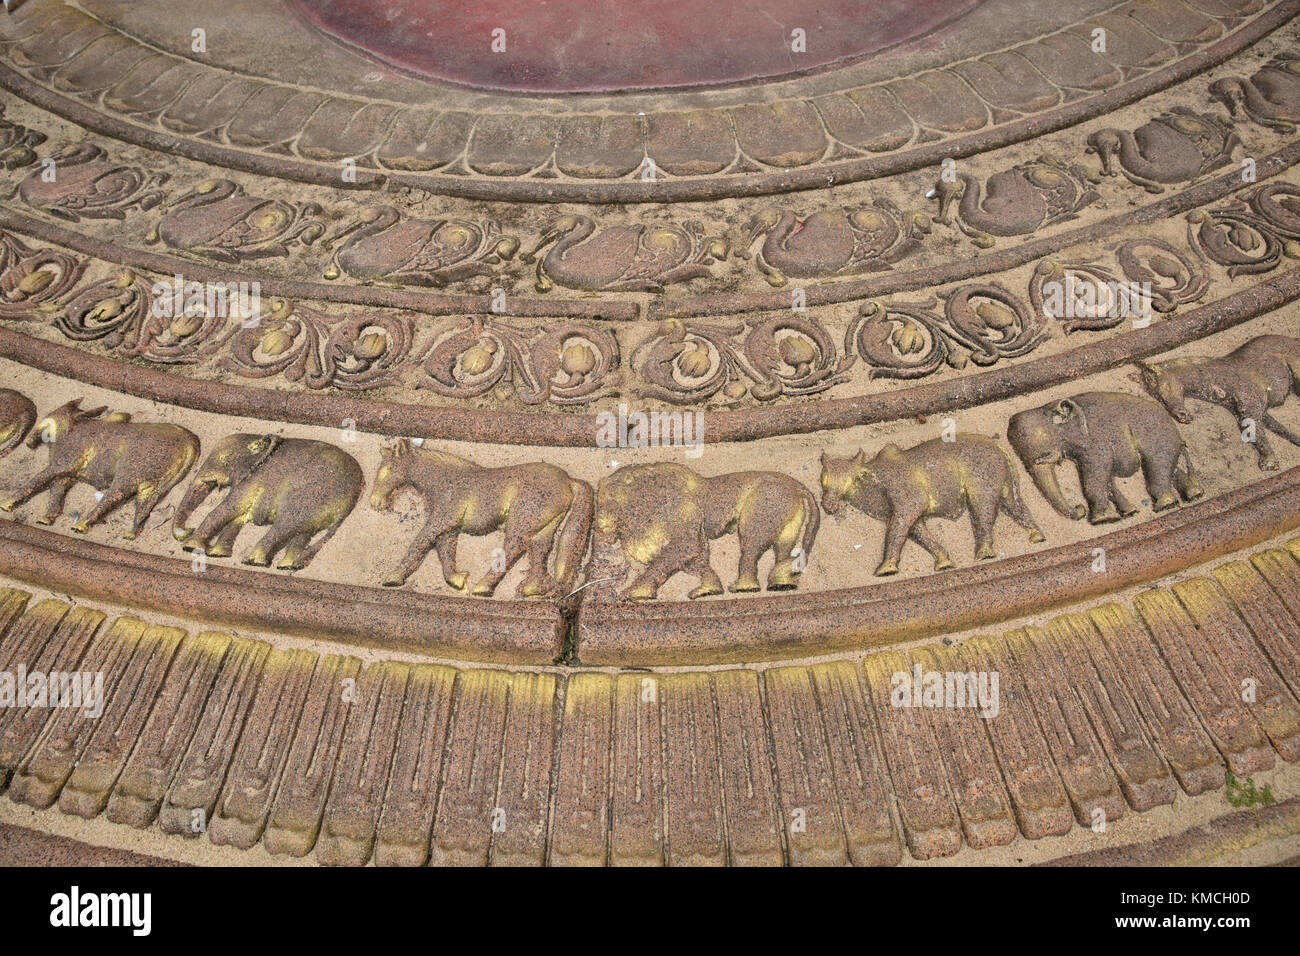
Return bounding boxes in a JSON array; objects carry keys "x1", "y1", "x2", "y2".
[
  {"x1": 473, "y1": 527, "x2": 529, "y2": 598},
  {"x1": 1080, "y1": 462, "x2": 1122, "y2": 523},
  {"x1": 621, "y1": 562, "x2": 674, "y2": 601},
  {"x1": 1174, "y1": 446, "x2": 1204, "y2": 502},
  {"x1": 36, "y1": 477, "x2": 74, "y2": 525},
  {"x1": 621, "y1": 538, "x2": 699, "y2": 601},
  {"x1": 1, "y1": 465, "x2": 74, "y2": 513},
  {"x1": 687, "y1": 548, "x2": 725, "y2": 599},
  {"x1": 968, "y1": 492, "x2": 998, "y2": 561},
  {"x1": 382, "y1": 518, "x2": 443, "y2": 587},
  {"x1": 71, "y1": 481, "x2": 135, "y2": 533},
  {"x1": 292, "y1": 515, "x2": 347, "y2": 569},
  {"x1": 187, "y1": 495, "x2": 247, "y2": 556},
  {"x1": 271, "y1": 531, "x2": 319, "y2": 571},
  {"x1": 907, "y1": 519, "x2": 954, "y2": 573},
  {"x1": 1139, "y1": 447, "x2": 1179, "y2": 512},
  {"x1": 1109, "y1": 482, "x2": 1139, "y2": 517},
  {"x1": 244, "y1": 523, "x2": 299, "y2": 567},
  {"x1": 732, "y1": 528, "x2": 765, "y2": 593},
  {"x1": 877, "y1": 505, "x2": 924, "y2": 576},
  {"x1": 201, "y1": 516, "x2": 246, "y2": 559},
  {"x1": 433, "y1": 529, "x2": 468, "y2": 592}
]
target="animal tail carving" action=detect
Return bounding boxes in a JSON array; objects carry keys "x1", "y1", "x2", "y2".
[
  {"x1": 163, "y1": 437, "x2": 200, "y2": 497},
  {"x1": 551, "y1": 478, "x2": 594, "y2": 592},
  {"x1": 798, "y1": 484, "x2": 820, "y2": 566},
  {"x1": 0, "y1": 418, "x2": 31, "y2": 458},
  {"x1": 996, "y1": 444, "x2": 1036, "y2": 523}
]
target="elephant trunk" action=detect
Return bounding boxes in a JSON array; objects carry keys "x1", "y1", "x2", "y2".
[
  {"x1": 172, "y1": 477, "x2": 216, "y2": 539},
  {"x1": 1028, "y1": 461, "x2": 1076, "y2": 519}
]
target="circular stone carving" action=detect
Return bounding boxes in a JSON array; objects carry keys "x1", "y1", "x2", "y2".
[{"x1": 291, "y1": 0, "x2": 983, "y2": 92}]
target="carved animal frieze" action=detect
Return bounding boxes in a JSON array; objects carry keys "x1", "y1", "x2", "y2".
[
  {"x1": 1086, "y1": 107, "x2": 1240, "y2": 193},
  {"x1": 173, "y1": 434, "x2": 362, "y2": 570},
  {"x1": 18, "y1": 144, "x2": 167, "y2": 221},
  {"x1": 147, "y1": 179, "x2": 325, "y2": 262},
  {"x1": 323, "y1": 205, "x2": 519, "y2": 286},
  {"x1": 744, "y1": 201, "x2": 929, "y2": 286},
  {"x1": 0, "y1": 104, "x2": 44, "y2": 170},
  {"x1": 1210, "y1": 53, "x2": 1300, "y2": 132},
  {"x1": 593, "y1": 463, "x2": 818, "y2": 600},
  {"x1": 1007, "y1": 392, "x2": 1202, "y2": 524},
  {"x1": 368, "y1": 439, "x2": 591, "y2": 597},
  {"x1": 634, "y1": 315, "x2": 852, "y2": 404},
  {"x1": 0, "y1": 399, "x2": 199, "y2": 539},
  {"x1": 0, "y1": 389, "x2": 35, "y2": 459},
  {"x1": 1135, "y1": 334, "x2": 1300, "y2": 470},
  {"x1": 820, "y1": 435, "x2": 1044, "y2": 576},
  {"x1": 422, "y1": 317, "x2": 619, "y2": 405},
  {"x1": 521, "y1": 215, "x2": 728, "y2": 292},
  {"x1": 931, "y1": 157, "x2": 1100, "y2": 247}
]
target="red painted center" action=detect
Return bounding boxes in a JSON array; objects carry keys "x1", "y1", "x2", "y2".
[{"x1": 292, "y1": 0, "x2": 983, "y2": 93}]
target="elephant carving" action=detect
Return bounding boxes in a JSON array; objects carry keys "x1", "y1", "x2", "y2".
[
  {"x1": 0, "y1": 388, "x2": 35, "y2": 459},
  {"x1": 172, "y1": 434, "x2": 361, "y2": 570},
  {"x1": 1210, "y1": 54, "x2": 1300, "y2": 133},
  {"x1": 820, "y1": 435, "x2": 1044, "y2": 577},
  {"x1": 368, "y1": 439, "x2": 592, "y2": 597},
  {"x1": 1086, "y1": 108, "x2": 1240, "y2": 194},
  {"x1": 18, "y1": 144, "x2": 167, "y2": 221},
  {"x1": 323, "y1": 205, "x2": 519, "y2": 286},
  {"x1": 1134, "y1": 334, "x2": 1300, "y2": 471},
  {"x1": 1007, "y1": 392, "x2": 1202, "y2": 525},
  {"x1": 930, "y1": 157, "x2": 1100, "y2": 247},
  {"x1": 594, "y1": 462, "x2": 819, "y2": 600},
  {"x1": 148, "y1": 179, "x2": 325, "y2": 262},
  {"x1": 744, "y1": 201, "x2": 929, "y2": 286},
  {"x1": 0, "y1": 399, "x2": 198, "y2": 539},
  {"x1": 521, "y1": 215, "x2": 728, "y2": 292}
]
